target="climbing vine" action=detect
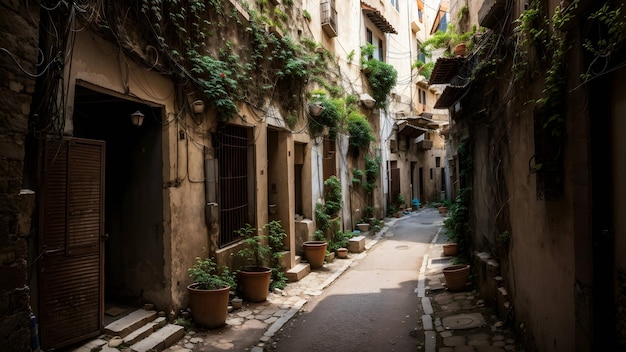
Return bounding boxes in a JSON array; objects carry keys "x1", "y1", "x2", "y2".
[
  {"x1": 580, "y1": 3, "x2": 626, "y2": 84},
  {"x1": 82, "y1": 1, "x2": 337, "y2": 123},
  {"x1": 514, "y1": 0, "x2": 579, "y2": 137}
]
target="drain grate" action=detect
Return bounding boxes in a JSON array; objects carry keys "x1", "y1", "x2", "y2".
[
  {"x1": 430, "y1": 257, "x2": 453, "y2": 266},
  {"x1": 442, "y1": 313, "x2": 486, "y2": 330}
]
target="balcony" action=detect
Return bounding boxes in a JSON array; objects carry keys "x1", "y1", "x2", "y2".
[
  {"x1": 416, "y1": 139, "x2": 433, "y2": 150},
  {"x1": 321, "y1": 1, "x2": 338, "y2": 38}
]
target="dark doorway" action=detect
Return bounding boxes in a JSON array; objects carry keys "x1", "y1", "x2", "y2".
[
  {"x1": 418, "y1": 167, "x2": 424, "y2": 201},
  {"x1": 72, "y1": 86, "x2": 165, "y2": 312}
]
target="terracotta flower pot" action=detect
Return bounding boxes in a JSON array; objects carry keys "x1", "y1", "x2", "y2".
[
  {"x1": 238, "y1": 267, "x2": 271, "y2": 303},
  {"x1": 187, "y1": 284, "x2": 230, "y2": 329},
  {"x1": 336, "y1": 247, "x2": 348, "y2": 259},
  {"x1": 442, "y1": 264, "x2": 470, "y2": 291},
  {"x1": 454, "y1": 43, "x2": 467, "y2": 56},
  {"x1": 442, "y1": 242, "x2": 458, "y2": 256},
  {"x1": 303, "y1": 241, "x2": 327, "y2": 269}
]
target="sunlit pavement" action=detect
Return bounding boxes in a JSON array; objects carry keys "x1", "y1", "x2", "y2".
[{"x1": 166, "y1": 207, "x2": 521, "y2": 352}]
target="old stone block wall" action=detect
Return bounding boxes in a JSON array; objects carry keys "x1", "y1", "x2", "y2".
[{"x1": 0, "y1": 1, "x2": 40, "y2": 350}]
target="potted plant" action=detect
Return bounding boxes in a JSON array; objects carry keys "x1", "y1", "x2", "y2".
[
  {"x1": 187, "y1": 257, "x2": 236, "y2": 329},
  {"x1": 235, "y1": 223, "x2": 272, "y2": 303},
  {"x1": 308, "y1": 176, "x2": 343, "y2": 268},
  {"x1": 264, "y1": 220, "x2": 288, "y2": 291}
]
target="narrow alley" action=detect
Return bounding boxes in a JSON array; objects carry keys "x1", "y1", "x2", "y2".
[{"x1": 149, "y1": 208, "x2": 520, "y2": 352}]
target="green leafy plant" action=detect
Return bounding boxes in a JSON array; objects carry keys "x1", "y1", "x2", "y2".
[
  {"x1": 580, "y1": 3, "x2": 626, "y2": 83},
  {"x1": 346, "y1": 111, "x2": 375, "y2": 149},
  {"x1": 175, "y1": 316, "x2": 196, "y2": 330},
  {"x1": 308, "y1": 92, "x2": 343, "y2": 137},
  {"x1": 514, "y1": 0, "x2": 579, "y2": 137},
  {"x1": 363, "y1": 155, "x2": 381, "y2": 195},
  {"x1": 413, "y1": 60, "x2": 435, "y2": 80},
  {"x1": 363, "y1": 59, "x2": 398, "y2": 109},
  {"x1": 420, "y1": 25, "x2": 474, "y2": 58},
  {"x1": 347, "y1": 49, "x2": 355, "y2": 63},
  {"x1": 327, "y1": 230, "x2": 354, "y2": 252},
  {"x1": 263, "y1": 220, "x2": 288, "y2": 290},
  {"x1": 302, "y1": 9, "x2": 311, "y2": 21},
  {"x1": 443, "y1": 187, "x2": 472, "y2": 263},
  {"x1": 315, "y1": 176, "x2": 343, "y2": 242},
  {"x1": 322, "y1": 175, "x2": 342, "y2": 216},
  {"x1": 188, "y1": 257, "x2": 237, "y2": 290},
  {"x1": 352, "y1": 168, "x2": 364, "y2": 184},
  {"x1": 235, "y1": 223, "x2": 271, "y2": 269}
]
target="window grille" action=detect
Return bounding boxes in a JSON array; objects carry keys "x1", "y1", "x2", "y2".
[{"x1": 217, "y1": 125, "x2": 250, "y2": 247}]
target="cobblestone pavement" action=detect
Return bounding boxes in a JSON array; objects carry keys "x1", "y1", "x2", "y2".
[
  {"x1": 165, "y1": 217, "x2": 388, "y2": 352},
  {"x1": 420, "y1": 231, "x2": 523, "y2": 352},
  {"x1": 165, "y1": 208, "x2": 523, "y2": 352}
]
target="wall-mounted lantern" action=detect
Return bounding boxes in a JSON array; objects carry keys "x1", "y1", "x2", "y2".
[{"x1": 130, "y1": 110, "x2": 145, "y2": 127}]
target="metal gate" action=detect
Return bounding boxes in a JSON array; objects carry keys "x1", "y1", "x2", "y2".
[{"x1": 38, "y1": 138, "x2": 105, "y2": 349}]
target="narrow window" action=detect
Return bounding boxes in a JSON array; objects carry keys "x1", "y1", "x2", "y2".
[{"x1": 436, "y1": 157, "x2": 441, "y2": 167}]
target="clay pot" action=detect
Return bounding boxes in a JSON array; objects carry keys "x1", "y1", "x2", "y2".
[
  {"x1": 303, "y1": 241, "x2": 327, "y2": 269},
  {"x1": 336, "y1": 248, "x2": 348, "y2": 259},
  {"x1": 238, "y1": 267, "x2": 271, "y2": 303},
  {"x1": 442, "y1": 264, "x2": 471, "y2": 291},
  {"x1": 454, "y1": 43, "x2": 467, "y2": 56},
  {"x1": 187, "y1": 284, "x2": 230, "y2": 329},
  {"x1": 442, "y1": 242, "x2": 458, "y2": 256}
]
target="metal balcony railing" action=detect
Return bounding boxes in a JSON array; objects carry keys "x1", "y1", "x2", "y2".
[{"x1": 321, "y1": 1, "x2": 338, "y2": 38}]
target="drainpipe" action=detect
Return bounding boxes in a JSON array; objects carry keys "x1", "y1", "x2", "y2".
[{"x1": 204, "y1": 146, "x2": 219, "y2": 226}]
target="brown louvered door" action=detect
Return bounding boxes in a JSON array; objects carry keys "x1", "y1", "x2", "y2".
[
  {"x1": 390, "y1": 167, "x2": 401, "y2": 204},
  {"x1": 39, "y1": 138, "x2": 105, "y2": 350}
]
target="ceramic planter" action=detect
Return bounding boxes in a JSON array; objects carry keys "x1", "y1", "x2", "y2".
[
  {"x1": 308, "y1": 103, "x2": 324, "y2": 117},
  {"x1": 187, "y1": 284, "x2": 230, "y2": 329},
  {"x1": 356, "y1": 223, "x2": 370, "y2": 232},
  {"x1": 336, "y1": 247, "x2": 348, "y2": 259},
  {"x1": 303, "y1": 241, "x2": 327, "y2": 269}
]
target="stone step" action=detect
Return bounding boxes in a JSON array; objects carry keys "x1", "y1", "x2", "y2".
[
  {"x1": 123, "y1": 317, "x2": 167, "y2": 345},
  {"x1": 104, "y1": 309, "x2": 157, "y2": 338},
  {"x1": 285, "y1": 262, "x2": 310, "y2": 282},
  {"x1": 294, "y1": 255, "x2": 302, "y2": 265},
  {"x1": 129, "y1": 324, "x2": 185, "y2": 352}
]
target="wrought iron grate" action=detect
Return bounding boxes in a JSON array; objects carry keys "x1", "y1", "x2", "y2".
[{"x1": 217, "y1": 125, "x2": 250, "y2": 247}]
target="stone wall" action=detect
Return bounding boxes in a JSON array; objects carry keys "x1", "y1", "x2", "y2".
[{"x1": 0, "y1": 1, "x2": 40, "y2": 350}]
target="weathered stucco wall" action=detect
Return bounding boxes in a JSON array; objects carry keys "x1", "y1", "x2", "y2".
[{"x1": 0, "y1": 1, "x2": 39, "y2": 350}]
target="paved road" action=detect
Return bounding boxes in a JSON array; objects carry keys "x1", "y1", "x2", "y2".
[{"x1": 268, "y1": 211, "x2": 442, "y2": 351}]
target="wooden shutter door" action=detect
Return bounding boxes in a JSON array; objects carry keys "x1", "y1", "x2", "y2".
[{"x1": 39, "y1": 138, "x2": 105, "y2": 349}]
